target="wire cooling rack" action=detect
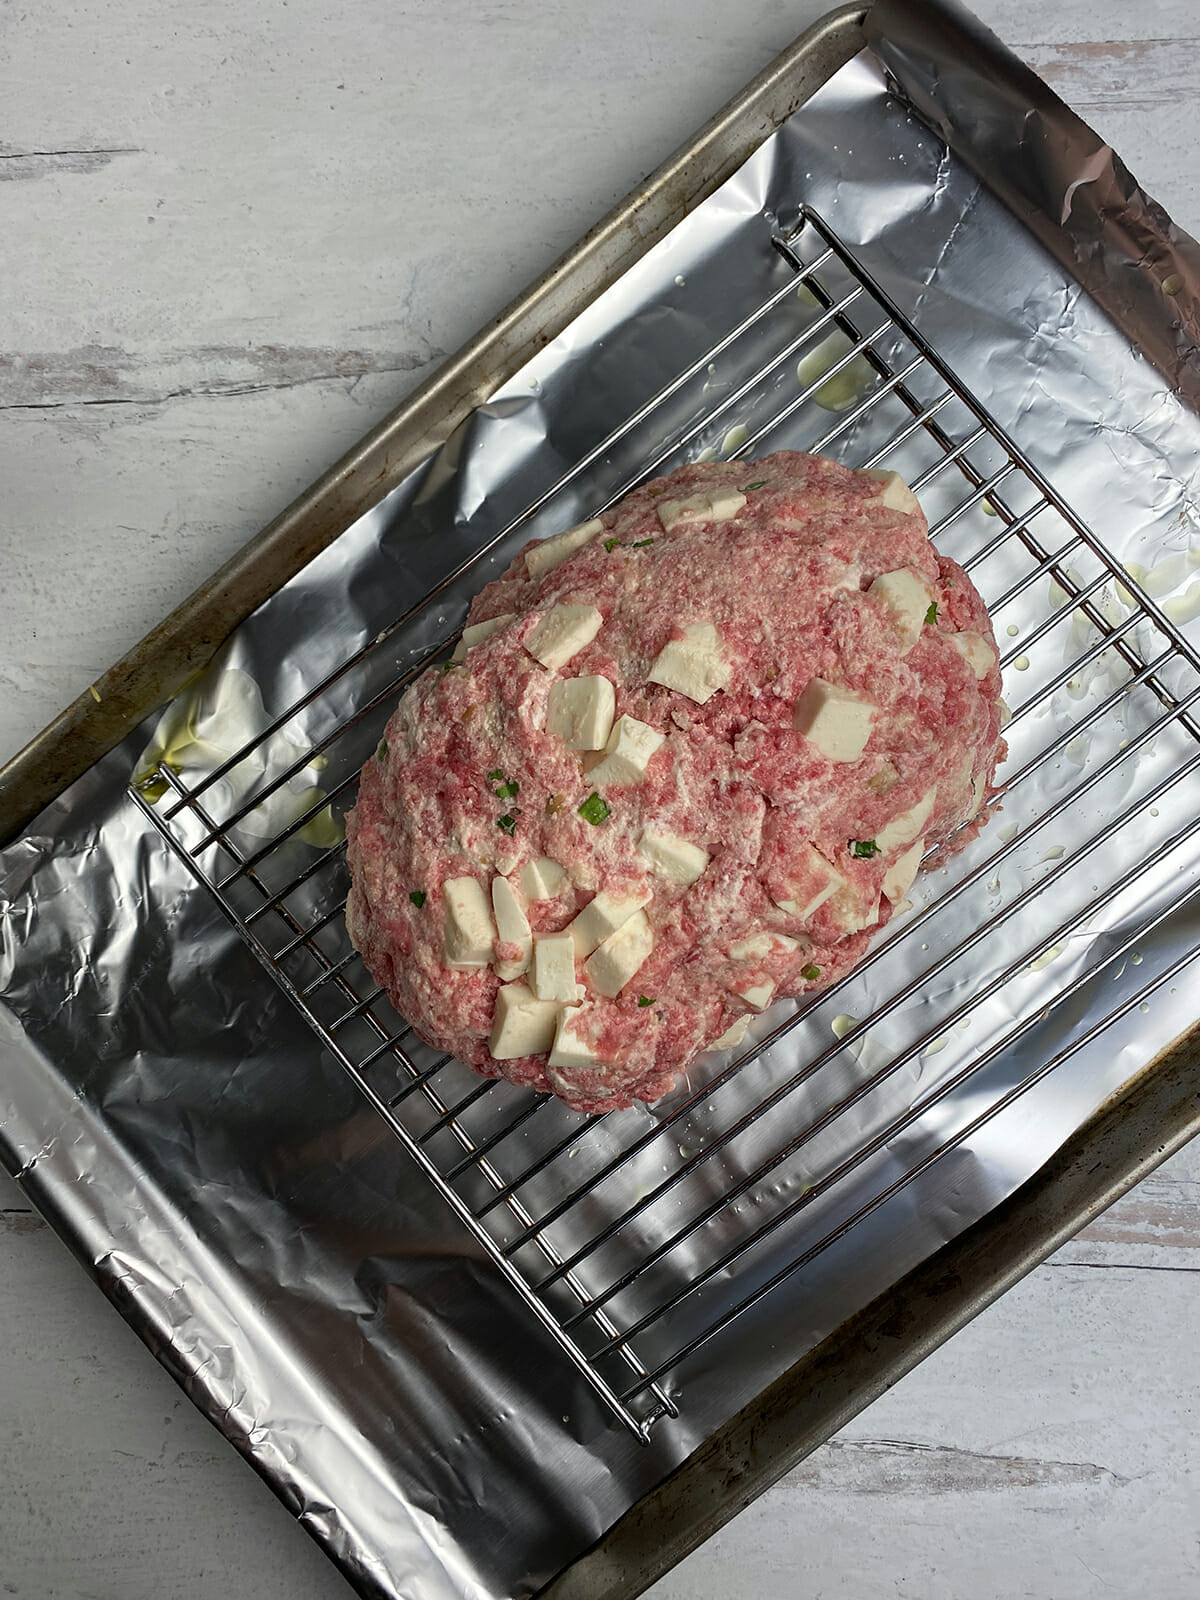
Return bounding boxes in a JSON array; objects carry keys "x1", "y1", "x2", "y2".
[{"x1": 130, "y1": 209, "x2": 1200, "y2": 1440}]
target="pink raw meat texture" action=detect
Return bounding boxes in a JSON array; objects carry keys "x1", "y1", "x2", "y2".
[{"x1": 345, "y1": 451, "x2": 1005, "y2": 1113}]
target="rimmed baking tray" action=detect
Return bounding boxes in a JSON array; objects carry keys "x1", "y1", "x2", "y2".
[{"x1": 4, "y1": 4, "x2": 1200, "y2": 1597}]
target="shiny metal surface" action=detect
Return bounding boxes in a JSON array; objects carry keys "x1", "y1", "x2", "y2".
[
  {"x1": 0, "y1": 7, "x2": 867, "y2": 847},
  {"x1": 130, "y1": 206, "x2": 1200, "y2": 1445},
  {"x1": 542, "y1": 1022, "x2": 1200, "y2": 1600},
  {"x1": 4, "y1": 3, "x2": 1200, "y2": 1597}
]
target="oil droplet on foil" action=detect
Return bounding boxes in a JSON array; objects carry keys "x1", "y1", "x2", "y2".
[
  {"x1": 796, "y1": 282, "x2": 819, "y2": 308},
  {"x1": 132, "y1": 666, "x2": 344, "y2": 847},
  {"x1": 695, "y1": 445, "x2": 719, "y2": 463},
  {"x1": 997, "y1": 823, "x2": 1019, "y2": 844},
  {"x1": 1006, "y1": 624, "x2": 1020, "y2": 637},
  {"x1": 1028, "y1": 943, "x2": 1065, "y2": 972},
  {"x1": 1139, "y1": 1001, "x2": 1151, "y2": 1013},
  {"x1": 674, "y1": 274, "x2": 686, "y2": 287},
  {"x1": 1162, "y1": 272, "x2": 1184, "y2": 296},
  {"x1": 292, "y1": 789, "x2": 343, "y2": 849},
  {"x1": 721, "y1": 424, "x2": 749, "y2": 456},
  {"x1": 831, "y1": 1013, "x2": 857, "y2": 1039},
  {"x1": 1131, "y1": 952, "x2": 1144, "y2": 965},
  {"x1": 1040, "y1": 845, "x2": 1065, "y2": 862},
  {"x1": 1124, "y1": 554, "x2": 1197, "y2": 600},
  {"x1": 987, "y1": 876, "x2": 1002, "y2": 893},
  {"x1": 797, "y1": 332, "x2": 873, "y2": 413},
  {"x1": 1163, "y1": 579, "x2": 1200, "y2": 624},
  {"x1": 981, "y1": 498, "x2": 998, "y2": 516},
  {"x1": 924, "y1": 1034, "x2": 950, "y2": 1057},
  {"x1": 1013, "y1": 654, "x2": 1031, "y2": 671}
]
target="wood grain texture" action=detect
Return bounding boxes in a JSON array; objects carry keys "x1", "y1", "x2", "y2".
[{"x1": 3, "y1": 0, "x2": 1200, "y2": 1597}]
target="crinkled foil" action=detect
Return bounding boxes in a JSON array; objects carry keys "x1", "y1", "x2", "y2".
[{"x1": 4, "y1": 6, "x2": 1200, "y2": 1598}]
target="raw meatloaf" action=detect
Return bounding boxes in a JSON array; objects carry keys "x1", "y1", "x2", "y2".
[{"x1": 345, "y1": 451, "x2": 1004, "y2": 1113}]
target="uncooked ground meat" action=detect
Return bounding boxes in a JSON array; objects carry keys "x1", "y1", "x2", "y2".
[{"x1": 345, "y1": 451, "x2": 1005, "y2": 1113}]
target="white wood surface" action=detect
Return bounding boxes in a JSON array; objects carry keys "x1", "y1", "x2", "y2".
[{"x1": 3, "y1": 2, "x2": 1199, "y2": 1595}]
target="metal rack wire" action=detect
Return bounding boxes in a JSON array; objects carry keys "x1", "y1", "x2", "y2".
[{"x1": 130, "y1": 208, "x2": 1200, "y2": 1441}]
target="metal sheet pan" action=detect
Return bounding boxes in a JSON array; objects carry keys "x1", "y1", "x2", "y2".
[
  {"x1": 3, "y1": 3, "x2": 1200, "y2": 1597},
  {"x1": 0, "y1": 6, "x2": 868, "y2": 848}
]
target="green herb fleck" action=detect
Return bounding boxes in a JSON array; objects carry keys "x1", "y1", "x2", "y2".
[
  {"x1": 497, "y1": 812, "x2": 519, "y2": 835},
  {"x1": 494, "y1": 779, "x2": 520, "y2": 799},
  {"x1": 637, "y1": 995, "x2": 657, "y2": 1008},
  {"x1": 850, "y1": 839, "x2": 881, "y2": 859},
  {"x1": 801, "y1": 963, "x2": 821, "y2": 982},
  {"x1": 604, "y1": 537, "x2": 624, "y2": 552},
  {"x1": 578, "y1": 792, "x2": 611, "y2": 826},
  {"x1": 439, "y1": 658, "x2": 456, "y2": 673},
  {"x1": 924, "y1": 601, "x2": 938, "y2": 626},
  {"x1": 743, "y1": 479, "x2": 767, "y2": 491},
  {"x1": 409, "y1": 890, "x2": 427, "y2": 909},
  {"x1": 376, "y1": 739, "x2": 388, "y2": 763},
  {"x1": 486, "y1": 768, "x2": 504, "y2": 782},
  {"x1": 630, "y1": 537, "x2": 655, "y2": 549}
]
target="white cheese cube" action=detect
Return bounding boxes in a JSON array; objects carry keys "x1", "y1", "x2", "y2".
[
  {"x1": 865, "y1": 468, "x2": 921, "y2": 517},
  {"x1": 491, "y1": 876, "x2": 532, "y2": 981},
  {"x1": 584, "y1": 909, "x2": 654, "y2": 998},
  {"x1": 947, "y1": 631, "x2": 997, "y2": 679},
  {"x1": 730, "y1": 979, "x2": 775, "y2": 1012},
  {"x1": 882, "y1": 838, "x2": 924, "y2": 904},
  {"x1": 524, "y1": 604, "x2": 604, "y2": 671},
  {"x1": 568, "y1": 887, "x2": 652, "y2": 957},
  {"x1": 792, "y1": 678, "x2": 876, "y2": 761},
  {"x1": 709, "y1": 1014, "x2": 751, "y2": 1051},
  {"x1": 638, "y1": 826, "x2": 709, "y2": 886},
  {"x1": 657, "y1": 487, "x2": 746, "y2": 533},
  {"x1": 531, "y1": 932, "x2": 580, "y2": 1004},
  {"x1": 450, "y1": 612, "x2": 515, "y2": 663},
  {"x1": 868, "y1": 568, "x2": 935, "y2": 653},
  {"x1": 524, "y1": 518, "x2": 603, "y2": 579},
  {"x1": 874, "y1": 789, "x2": 936, "y2": 853},
  {"x1": 546, "y1": 675, "x2": 616, "y2": 750},
  {"x1": 520, "y1": 856, "x2": 568, "y2": 901},
  {"x1": 548, "y1": 1005, "x2": 601, "y2": 1072},
  {"x1": 585, "y1": 714, "x2": 665, "y2": 787},
  {"x1": 489, "y1": 983, "x2": 560, "y2": 1058},
  {"x1": 771, "y1": 845, "x2": 844, "y2": 922},
  {"x1": 442, "y1": 877, "x2": 497, "y2": 969},
  {"x1": 647, "y1": 621, "x2": 731, "y2": 704},
  {"x1": 728, "y1": 930, "x2": 800, "y2": 961}
]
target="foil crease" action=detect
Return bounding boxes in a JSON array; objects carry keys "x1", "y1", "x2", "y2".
[
  {"x1": 866, "y1": 0, "x2": 1200, "y2": 410},
  {"x1": 4, "y1": 5, "x2": 1200, "y2": 1597}
]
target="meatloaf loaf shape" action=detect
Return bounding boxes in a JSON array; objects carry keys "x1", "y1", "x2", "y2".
[{"x1": 345, "y1": 451, "x2": 1004, "y2": 1113}]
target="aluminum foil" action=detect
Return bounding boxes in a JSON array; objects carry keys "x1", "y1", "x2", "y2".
[{"x1": 4, "y1": 4, "x2": 1200, "y2": 1597}]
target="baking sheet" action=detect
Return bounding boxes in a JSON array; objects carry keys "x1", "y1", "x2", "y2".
[{"x1": 4, "y1": 3, "x2": 1200, "y2": 1597}]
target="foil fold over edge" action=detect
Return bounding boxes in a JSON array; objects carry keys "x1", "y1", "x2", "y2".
[{"x1": 866, "y1": 0, "x2": 1200, "y2": 409}]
